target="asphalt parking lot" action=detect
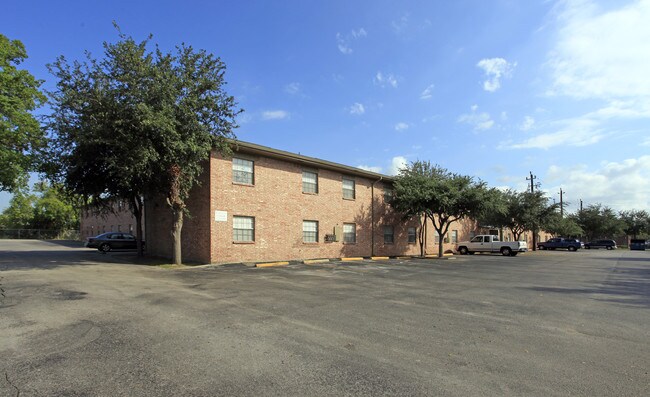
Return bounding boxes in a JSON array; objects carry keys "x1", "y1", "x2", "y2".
[{"x1": 1, "y1": 240, "x2": 649, "y2": 396}]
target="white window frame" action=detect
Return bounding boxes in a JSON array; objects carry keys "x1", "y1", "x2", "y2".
[
  {"x1": 342, "y1": 178, "x2": 355, "y2": 199},
  {"x1": 233, "y1": 216, "x2": 255, "y2": 242},
  {"x1": 303, "y1": 220, "x2": 319, "y2": 243},
  {"x1": 232, "y1": 158, "x2": 254, "y2": 185},
  {"x1": 302, "y1": 171, "x2": 318, "y2": 194},
  {"x1": 343, "y1": 223, "x2": 356, "y2": 243}
]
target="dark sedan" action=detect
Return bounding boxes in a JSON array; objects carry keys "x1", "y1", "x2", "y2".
[{"x1": 85, "y1": 232, "x2": 144, "y2": 252}]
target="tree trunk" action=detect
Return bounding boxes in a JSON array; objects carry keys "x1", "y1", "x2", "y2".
[
  {"x1": 132, "y1": 196, "x2": 144, "y2": 257},
  {"x1": 172, "y1": 206, "x2": 183, "y2": 265}
]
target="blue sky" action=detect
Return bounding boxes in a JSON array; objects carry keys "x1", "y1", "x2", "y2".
[{"x1": 2, "y1": 0, "x2": 649, "y2": 213}]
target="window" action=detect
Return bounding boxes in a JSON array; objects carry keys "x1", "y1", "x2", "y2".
[
  {"x1": 343, "y1": 223, "x2": 356, "y2": 243},
  {"x1": 470, "y1": 236, "x2": 483, "y2": 243},
  {"x1": 434, "y1": 230, "x2": 439, "y2": 244},
  {"x1": 302, "y1": 171, "x2": 318, "y2": 194},
  {"x1": 303, "y1": 220, "x2": 318, "y2": 243},
  {"x1": 233, "y1": 216, "x2": 255, "y2": 242},
  {"x1": 117, "y1": 224, "x2": 122, "y2": 232},
  {"x1": 451, "y1": 230, "x2": 458, "y2": 243},
  {"x1": 384, "y1": 188, "x2": 393, "y2": 203},
  {"x1": 444, "y1": 233, "x2": 450, "y2": 244},
  {"x1": 383, "y1": 225, "x2": 394, "y2": 244},
  {"x1": 233, "y1": 158, "x2": 254, "y2": 185},
  {"x1": 342, "y1": 178, "x2": 355, "y2": 199},
  {"x1": 408, "y1": 227, "x2": 416, "y2": 244}
]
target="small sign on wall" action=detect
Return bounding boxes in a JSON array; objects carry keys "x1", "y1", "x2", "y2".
[{"x1": 215, "y1": 210, "x2": 228, "y2": 222}]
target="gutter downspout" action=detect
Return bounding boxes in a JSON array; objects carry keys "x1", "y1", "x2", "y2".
[{"x1": 371, "y1": 176, "x2": 383, "y2": 257}]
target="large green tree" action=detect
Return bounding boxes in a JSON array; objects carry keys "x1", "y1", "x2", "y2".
[
  {"x1": 0, "y1": 34, "x2": 46, "y2": 192},
  {"x1": 392, "y1": 161, "x2": 496, "y2": 258},
  {"x1": 544, "y1": 211, "x2": 583, "y2": 238},
  {"x1": 0, "y1": 181, "x2": 79, "y2": 231},
  {"x1": 570, "y1": 204, "x2": 623, "y2": 242},
  {"x1": 619, "y1": 209, "x2": 649, "y2": 239},
  {"x1": 46, "y1": 27, "x2": 240, "y2": 263}
]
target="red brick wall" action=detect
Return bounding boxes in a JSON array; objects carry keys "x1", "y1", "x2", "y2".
[
  {"x1": 144, "y1": 167, "x2": 212, "y2": 263},
  {"x1": 207, "y1": 151, "x2": 469, "y2": 263},
  {"x1": 79, "y1": 201, "x2": 142, "y2": 240}
]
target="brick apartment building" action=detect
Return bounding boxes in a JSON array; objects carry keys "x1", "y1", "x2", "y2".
[{"x1": 80, "y1": 140, "x2": 549, "y2": 263}]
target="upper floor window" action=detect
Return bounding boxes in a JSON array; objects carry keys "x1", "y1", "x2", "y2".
[
  {"x1": 233, "y1": 158, "x2": 254, "y2": 185},
  {"x1": 303, "y1": 220, "x2": 319, "y2": 243},
  {"x1": 343, "y1": 223, "x2": 356, "y2": 243},
  {"x1": 384, "y1": 188, "x2": 393, "y2": 203},
  {"x1": 384, "y1": 225, "x2": 394, "y2": 244},
  {"x1": 302, "y1": 171, "x2": 318, "y2": 194},
  {"x1": 233, "y1": 216, "x2": 255, "y2": 242},
  {"x1": 342, "y1": 178, "x2": 355, "y2": 200}
]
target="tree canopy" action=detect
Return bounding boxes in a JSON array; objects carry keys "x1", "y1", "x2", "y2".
[
  {"x1": 0, "y1": 34, "x2": 46, "y2": 192},
  {"x1": 0, "y1": 181, "x2": 79, "y2": 231},
  {"x1": 619, "y1": 209, "x2": 649, "y2": 239},
  {"x1": 570, "y1": 204, "x2": 623, "y2": 242},
  {"x1": 46, "y1": 27, "x2": 241, "y2": 263},
  {"x1": 392, "y1": 161, "x2": 496, "y2": 257}
]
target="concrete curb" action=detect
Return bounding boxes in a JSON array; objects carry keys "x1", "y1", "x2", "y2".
[
  {"x1": 255, "y1": 261, "x2": 290, "y2": 268},
  {"x1": 304, "y1": 259, "x2": 331, "y2": 265}
]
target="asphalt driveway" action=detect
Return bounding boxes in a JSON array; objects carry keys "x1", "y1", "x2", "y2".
[{"x1": 1, "y1": 240, "x2": 649, "y2": 396}]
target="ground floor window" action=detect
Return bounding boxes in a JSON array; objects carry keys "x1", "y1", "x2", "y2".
[
  {"x1": 343, "y1": 223, "x2": 356, "y2": 243},
  {"x1": 303, "y1": 220, "x2": 318, "y2": 243},
  {"x1": 451, "y1": 230, "x2": 458, "y2": 243},
  {"x1": 384, "y1": 225, "x2": 394, "y2": 244},
  {"x1": 233, "y1": 216, "x2": 255, "y2": 242},
  {"x1": 408, "y1": 227, "x2": 416, "y2": 243}
]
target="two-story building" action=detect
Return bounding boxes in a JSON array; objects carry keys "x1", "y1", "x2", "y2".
[{"x1": 81, "y1": 140, "x2": 496, "y2": 263}]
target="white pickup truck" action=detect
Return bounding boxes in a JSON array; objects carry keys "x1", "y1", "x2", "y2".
[{"x1": 455, "y1": 235, "x2": 528, "y2": 256}]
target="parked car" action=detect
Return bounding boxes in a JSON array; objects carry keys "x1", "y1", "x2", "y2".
[
  {"x1": 455, "y1": 234, "x2": 528, "y2": 256},
  {"x1": 537, "y1": 237, "x2": 584, "y2": 251},
  {"x1": 85, "y1": 232, "x2": 143, "y2": 252},
  {"x1": 630, "y1": 239, "x2": 647, "y2": 251},
  {"x1": 584, "y1": 239, "x2": 617, "y2": 250}
]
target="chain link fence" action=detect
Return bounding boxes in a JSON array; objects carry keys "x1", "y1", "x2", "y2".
[{"x1": 0, "y1": 229, "x2": 80, "y2": 240}]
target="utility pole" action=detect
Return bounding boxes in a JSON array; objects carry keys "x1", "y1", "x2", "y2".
[
  {"x1": 559, "y1": 188, "x2": 564, "y2": 218},
  {"x1": 527, "y1": 171, "x2": 538, "y2": 251},
  {"x1": 527, "y1": 171, "x2": 537, "y2": 193}
]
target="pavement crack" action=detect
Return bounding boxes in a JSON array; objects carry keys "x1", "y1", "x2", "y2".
[{"x1": 4, "y1": 371, "x2": 20, "y2": 397}]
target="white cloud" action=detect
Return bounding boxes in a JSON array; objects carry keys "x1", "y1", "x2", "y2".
[
  {"x1": 503, "y1": 117, "x2": 603, "y2": 150},
  {"x1": 458, "y1": 105, "x2": 494, "y2": 131},
  {"x1": 394, "y1": 122, "x2": 409, "y2": 131},
  {"x1": 262, "y1": 110, "x2": 290, "y2": 120},
  {"x1": 391, "y1": 13, "x2": 410, "y2": 34},
  {"x1": 374, "y1": 72, "x2": 398, "y2": 88},
  {"x1": 476, "y1": 57, "x2": 516, "y2": 92},
  {"x1": 284, "y1": 82, "x2": 301, "y2": 95},
  {"x1": 420, "y1": 84, "x2": 434, "y2": 100},
  {"x1": 545, "y1": 156, "x2": 650, "y2": 211},
  {"x1": 349, "y1": 102, "x2": 365, "y2": 115},
  {"x1": 336, "y1": 28, "x2": 367, "y2": 54},
  {"x1": 547, "y1": 0, "x2": 650, "y2": 101},
  {"x1": 389, "y1": 156, "x2": 408, "y2": 176},
  {"x1": 357, "y1": 165, "x2": 382, "y2": 173},
  {"x1": 520, "y1": 116, "x2": 535, "y2": 131},
  {"x1": 351, "y1": 28, "x2": 367, "y2": 39}
]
